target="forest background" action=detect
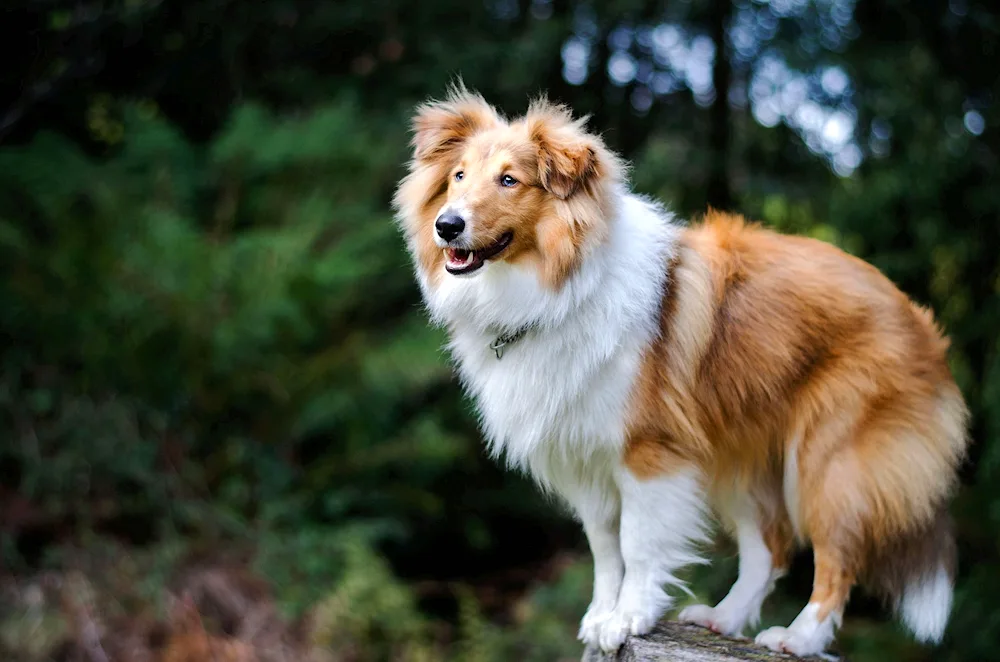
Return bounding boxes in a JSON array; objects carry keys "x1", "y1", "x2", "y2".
[{"x1": 1, "y1": 1, "x2": 997, "y2": 660}]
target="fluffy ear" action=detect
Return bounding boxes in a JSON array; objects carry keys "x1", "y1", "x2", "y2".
[
  {"x1": 526, "y1": 99, "x2": 608, "y2": 200},
  {"x1": 411, "y1": 83, "x2": 502, "y2": 162}
]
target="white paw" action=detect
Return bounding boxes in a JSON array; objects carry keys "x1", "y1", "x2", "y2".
[
  {"x1": 755, "y1": 626, "x2": 824, "y2": 657},
  {"x1": 678, "y1": 604, "x2": 745, "y2": 637},
  {"x1": 577, "y1": 601, "x2": 615, "y2": 646},
  {"x1": 596, "y1": 609, "x2": 657, "y2": 652}
]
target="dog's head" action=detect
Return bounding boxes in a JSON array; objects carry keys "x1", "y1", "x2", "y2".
[{"x1": 393, "y1": 84, "x2": 624, "y2": 296}]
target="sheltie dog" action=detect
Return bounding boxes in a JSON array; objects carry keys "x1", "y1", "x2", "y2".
[{"x1": 392, "y1": 84, "x2": 968, "y2": 656}]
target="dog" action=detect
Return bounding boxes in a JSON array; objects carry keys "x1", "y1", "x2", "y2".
[{"x1": 392, "y1": 84, "x2": 969, "y2": 657}]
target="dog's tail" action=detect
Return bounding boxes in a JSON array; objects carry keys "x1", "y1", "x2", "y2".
[{"x1": 864, "y1": 507, "x2": 956, "y2": 643}]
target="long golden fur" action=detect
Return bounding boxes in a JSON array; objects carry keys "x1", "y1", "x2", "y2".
[
  {"x1": 394, "y1": 84, "x2": 969, "y2": 655},
  {"x1": 628, "y1": 211, "x2": 967, "y2": 623}
]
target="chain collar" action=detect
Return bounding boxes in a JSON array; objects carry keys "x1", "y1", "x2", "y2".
[{"x1": 488, "y1": 325, "x2": 533, "y2": 360}]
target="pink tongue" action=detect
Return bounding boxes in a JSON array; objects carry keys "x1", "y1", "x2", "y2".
[
  {"x1": 444, "y1": 246, "x2": 481, "y2": 269},
  {"x1": 447, "y1": 249, "x2": 474, "y2": 266}
]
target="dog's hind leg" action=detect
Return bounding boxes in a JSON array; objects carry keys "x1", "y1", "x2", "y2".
[{"x1": 679, "y1": 502, "x2": 792, "y2": 636}]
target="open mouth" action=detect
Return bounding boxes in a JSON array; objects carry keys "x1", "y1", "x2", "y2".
[{"x1": 444, "y1": 232, "x2": 513, "y2": 275}]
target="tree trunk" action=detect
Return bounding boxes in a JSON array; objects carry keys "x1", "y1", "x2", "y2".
[{"x1": 706, "y1": 0, "x2": 733, "y2": 211}]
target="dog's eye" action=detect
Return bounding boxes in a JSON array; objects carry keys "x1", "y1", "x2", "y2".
[
  {"x1": 500, "y1": 174, "x2": 518, "y2": 188},
  {"x1": 454, "y1": 171, "x2": 464, "y2": 181}
]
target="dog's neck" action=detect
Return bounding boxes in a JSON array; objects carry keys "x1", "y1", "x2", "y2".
[{"x1": 425, "y1": 192, "x2": 681, "y2": 470}]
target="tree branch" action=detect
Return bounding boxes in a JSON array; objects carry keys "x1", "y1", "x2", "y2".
[{"x1": 582, "y1": 621, "x2": 835, "y2": 662}]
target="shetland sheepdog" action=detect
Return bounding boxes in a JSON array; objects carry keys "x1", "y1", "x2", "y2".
[{"x1": 392, "y1": 84, "x2": 968, "y2": 657}]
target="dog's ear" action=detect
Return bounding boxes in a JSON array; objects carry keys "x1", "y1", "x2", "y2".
[
  {"x1": 411, "y1": 83, "x2": 502, "y2": 162},
  {"x1": 526, "y1": 99, "x2": 605, "y2": 200}
]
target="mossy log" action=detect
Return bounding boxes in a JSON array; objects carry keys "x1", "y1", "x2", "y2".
[{"x1": 582, "y1": 622, "x2": 832, "y2": 662}]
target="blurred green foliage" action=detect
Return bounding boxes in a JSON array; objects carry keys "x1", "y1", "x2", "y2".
[{"x1": 1, "y1": 0, "x2": 998, "y2": 660}]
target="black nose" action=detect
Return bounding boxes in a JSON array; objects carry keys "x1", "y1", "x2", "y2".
[{"x1": 435, "y1": 213, "x2": 466, "y2": 241}]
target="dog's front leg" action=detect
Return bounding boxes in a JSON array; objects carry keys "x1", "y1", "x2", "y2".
[
  {"x1": 552, "y1": 468, "x2": 624, "y2": 647},
  {"x1": 574, "y1": 496, "x2": 624, "y2": 645},
  {"x1": 595, "y1": 465, "x2": 711, "y2": 652}
]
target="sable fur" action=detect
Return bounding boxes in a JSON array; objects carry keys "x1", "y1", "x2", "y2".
[
  {"x1": 393, "y1": 84, "x2": 969, "y2": 656},
  {"x1": 629, "y1": 212, "x2": 966, "y2": 628}
]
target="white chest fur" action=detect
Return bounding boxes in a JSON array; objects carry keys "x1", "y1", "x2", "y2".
[{"x1": 420, "y1": 193, "x2": 679, "y2": 483}]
